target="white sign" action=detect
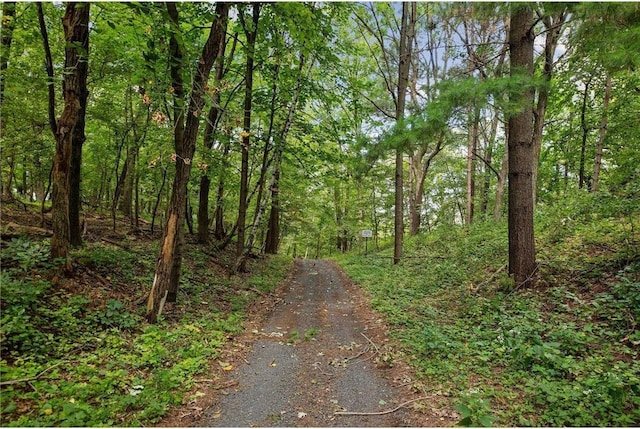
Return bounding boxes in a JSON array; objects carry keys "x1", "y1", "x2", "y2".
[{"x1": 361, "y1": 229, "x2": 373, "y2": 238}]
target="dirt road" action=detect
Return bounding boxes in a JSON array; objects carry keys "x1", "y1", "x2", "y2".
[{"x1": 200, "y1": 259, "x2": 452, "y2": 427}]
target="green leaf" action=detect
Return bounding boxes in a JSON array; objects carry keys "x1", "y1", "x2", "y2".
[
  {"x1": 454, "y1": 403, "x2": 472, "y2": 418},
  {"x1": 479, "y1": 414, "x2": 495, "y2": 427}
]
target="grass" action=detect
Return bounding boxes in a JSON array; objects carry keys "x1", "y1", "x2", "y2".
[
  {"x1": 333, "y1": 191, "x2": 640, "y2": 427},
  {"x1": 0, "y1": 235, "x2": 292, "y2": 427}
]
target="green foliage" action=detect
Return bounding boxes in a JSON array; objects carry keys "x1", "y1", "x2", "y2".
[
  {"x1": 455, "y1": 395, "x2": 495, "y2": 427},
  {"x1": 1, "y1": 239, "x2": 293, "y2": 427},
  {"x1": 0, "y1": 274, "x2": 53, "y2": 355},
  {"x1": 1, "y1": 238, "x2": 52, "y2": 272},
  {"x1": 75, "y1": 244, "x2": 141, "y2": 283},
  {"x1": 334, "y1": 193, "x2": 639, "y2": 426},
  {"x1": 98, "y1": 299, "x2": 140, "y2": 330}
]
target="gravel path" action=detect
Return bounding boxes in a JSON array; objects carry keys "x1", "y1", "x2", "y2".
[{"x1": 202, "y1": 259, "x2": 413, "y2": 427}]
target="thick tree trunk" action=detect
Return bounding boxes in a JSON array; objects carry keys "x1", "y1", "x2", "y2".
[
  {"x1": 264, "y1": 166, "x2": 280, "y2": 254},
  {"x1": 50, "y1": 3, "x2": 90, "y2": 272},
  {"x1": 591, "y1": 75, "x2": 612, "y2": 193},
  {"x1": 508, "y1": 5, "x2": 536, "y2": 287},
  {"x1": 393, "y1": 2, "x2": 415, "y2": 264},
  {"x1": 68, "y1": 15, "x2": 89, "y2": 247},
  {"x1": 147, "y1": 2, "x2": 228, "y2": 322},
  {"x1": 197, "y1": 7, "x2": 229, "y2": 244},
  {"x1": 234, "y1": 4, "x2": 261, "y2": 274}
]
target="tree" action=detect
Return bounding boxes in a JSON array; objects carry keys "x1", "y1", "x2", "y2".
[
  {"x1": 50, "y1": 2, "x2": 90, "y2": 271},
  {"x1": 233, "y1": 3, "x2": 261, "y2": 273},
  {"x1": 146, "y1": 3, "x2": 229, "y2": 323},
  {"x1": 591, "y1": 75, "x2": 612, "y2": 192},
  {"x1": 531, "y1": 6, "x2": 567, "y2": 206},
  {"x1": 393, "y1": 2, "x2": 414, "y2": 264},
  {"x1": 507, "y1": 4, "x2": 536, "y2": 287},
  {"x1": 0, "y1": 2, "x2": 17, "y2": 198},
  {"x1": 197, "y1": 10, "x2": 230, "y2": 245}
]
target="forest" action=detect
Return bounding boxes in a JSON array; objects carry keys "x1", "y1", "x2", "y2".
[{"x1": 1, "y1": 2, "x2": 639, "y2": 426}]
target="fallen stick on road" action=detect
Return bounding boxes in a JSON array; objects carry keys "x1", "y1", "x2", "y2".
[
  {"x1": 334, "y1": 396, "x2": 431, "y2": 416},
  {"x1": 361, "y1": 332, "x2": 380, "y2": 354}
]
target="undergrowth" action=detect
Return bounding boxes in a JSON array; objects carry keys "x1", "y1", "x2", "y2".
[
  {"x1": 335, "y1": 191, "x2": 640, "y2": 427},
  {"x1": 0, "y1": 237, "x2": 292, "y2": 426}
]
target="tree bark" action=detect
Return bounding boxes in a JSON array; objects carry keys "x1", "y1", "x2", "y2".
[
  {"x1": 393, "y1": 2, "x2": 415, "y2": 264},
  {"x1": 263, "y1": 52, "x2": 307, "y2": 255},
  {"x1": 146, "y1": 2, "x2": 228, "y2": 322},
  {"x1": 591, "y1": 75, "x2": 611, "y2": 192},
  {"x1": 213, "y1": 138, "x2": 231, "y2": 240},
  {"x1": 465, "y1": 105, "x2": 479, "y2": 225},
  {"x1": 532, "y1": 10, "x2": 566, "y2": 207},
  {"x1": 508, "y1": 5, "x2": 536, "y2": 287},
  {"x1": 578, "y1": 76, "x2": 592, "y2": 190},
  {"x1": 234, "y1": 3, "x2": 261, "y2": 273},
  {"x1": 0, "y1": 1, "x2": 17, "y2": 196},
  {"x1": 68, "y1": 9, "x2": 90, "y2": 247},
  {"x1": 197, "y1": 4, "x2": 229, "y2": 244},
  {"x1": 0, "y1": 1, "x2": 16, "y2": 129},
  {"x1": 408, "y1": 140, "x2": 443, "y2": 236},
  {"x1": 51, "y1": 2, "x2": 90, "y2": 272}
]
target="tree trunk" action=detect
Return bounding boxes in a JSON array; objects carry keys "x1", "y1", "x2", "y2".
[
  {"x1": 591, "y1": 75, "x2": 612, "y2": 193},
  {"x1": 0, "y1": 1, "x2": 16, "y2": 130},
  {"x1": 532, "y1": 11, "x2": 566, "y2": 207},
  {"x1": 264, "y1": 165, "x2": 280, "y2": 254},
  {"x1": 146, "y1": 2, "x2": 228, "y2": 322},
  {"x1": 234, "y1": 3, "x2": 261, "y2": 274},
  {"x1": 578, "y1": 76, "x2": 592, "y2": 190},
  {"x1": 213, "y1": 139, "x2": 231, "y2": 240},
  {"x1": 50, "y1": 2, "x2": 90, "y2": 272},
  {"x1": 68, "y1": 13, "x2": 89, "y2": 247},
  {"x1": 508, "y1": 5, "x2": 536, "y2": 287},
  {"x1": 393, "y1": 2, "x2": 415, "y2": 264},
  {"x1": 262, "y1": 53, "x2": 307, "y2": 255},
  {"x1": 111, "y1": 140, "x2": 127, "y2": 231},
  {"x1": 408, "y1": 154, "x2": 420, "y2": 236},
  {"x1": 0, "y1": 2, "x2": 16, "y2": 198},
  {"x1": 408, "y1": 139, "x2": 443, "y2": 236},
  {"x1": 197, "y1": 7, "x2": 229, "y2": 244},
  {"x1": 494, "y1": 126, "x2": 508, "y2": 220},
  {"x1": 151, "y1": 162, "x2": 169, "y2": 234},
  {"x1": 465, "y1": 105, "x2": 479, "y2": 225}
]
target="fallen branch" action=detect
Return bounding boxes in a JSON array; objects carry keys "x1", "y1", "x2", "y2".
[
  {"x1": 0, "y1": 361, "x2": 66, "y2": 387},
  {"x1": 345, "y1": 346, "x2": 371, "y2": 362},
  {"x1": 361, "y1": 332, "x2": 380, "y2": 355},
  {"x1": 1, "y1": 222, "x2": 52, "y2": 239},
  {"x1": 334, "y1": 396, "x2": 431, "y2": 416},
  {"x1": 215, "y1": 380, "x2": 239, "y2": 390},
  {"x1": 472, "y1": 264, "x2": 507, "y2": 293},
  {"x1": 99, "y1": 236, "x2": 130, "y2": 250},
  {"x1": 249, "y1": 287, "x2": 267, "y2": 298},
  {"x1": 193, "y1": 379, "x2": 239, "y2": 390}
]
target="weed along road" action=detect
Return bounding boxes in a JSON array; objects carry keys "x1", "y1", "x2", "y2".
[{"x1": 202, "y1": 259, "x2": 448, "y2": 427}]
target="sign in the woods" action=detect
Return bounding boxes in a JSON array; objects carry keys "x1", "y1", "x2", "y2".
[{"x1": 361, "y1": 230, "x2": 373, "y2": 238}]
